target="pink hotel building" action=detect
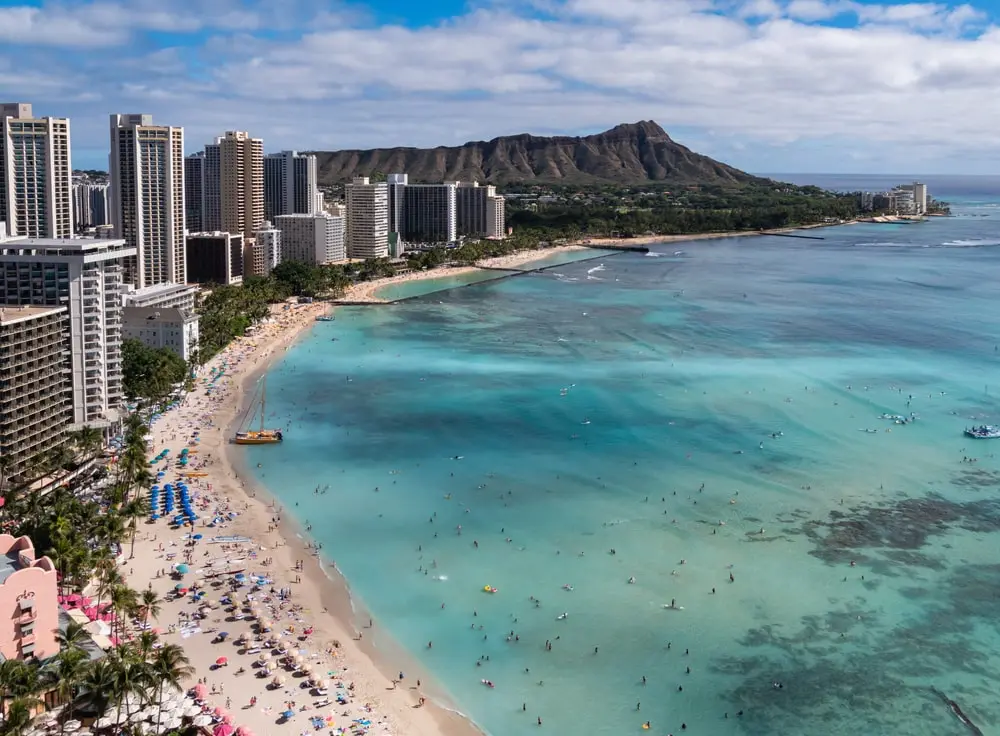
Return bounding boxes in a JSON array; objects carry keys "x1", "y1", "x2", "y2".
[{"x1": 0, "y1": 534, "x2": 59, "y2": 661}]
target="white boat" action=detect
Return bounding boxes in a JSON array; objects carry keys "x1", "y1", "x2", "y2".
[{"x1": 965, "y1": 425, "x2": 1000, "y2": 439}]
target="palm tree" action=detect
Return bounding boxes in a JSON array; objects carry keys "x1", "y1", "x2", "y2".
[
  {"x1": 69, "y1": 427, "x2": 104, "y2": 464},
  {"x1": 139, "y1": 588, "x2": 161, "y2": 627},
  {"x1": 0, "y1": 659, "x2": 41, "y2": 700},
  {"x1": 53, "y1": 621, "x2": 90, "y2": 656},
  {"x1": 108, "y1": 584, "x2": 139, "y2": 641},
  {"x1": 0, "y1": 696, "x2": 42, "y2": 736},
  {"x1": 93, "y1": 561, "x2": 123, "y2": 611},
  {"x1": 121, "y1": 497, "x2": 149, "y2": 559},
  {"x1": 148, "y1": 645, "x2": 192, "y2": 736},
  {"x1": 107, "y1": 649, "x2": 152, "y2": 732},
  {"x1": 42, "y1": 648, "x2": 89, "y2": 734},
  {"x1": 74, "y1": 660, "x2": 116, "y2": 720}
]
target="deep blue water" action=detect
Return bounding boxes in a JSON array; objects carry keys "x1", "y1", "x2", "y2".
[{"x1": 242, "y1": 182, "x2": 1000, "y2": 736}]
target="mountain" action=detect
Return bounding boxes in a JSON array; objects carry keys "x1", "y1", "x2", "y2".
[{"x1": 310, "y1": 121, "x2": 763, "y2": 186}]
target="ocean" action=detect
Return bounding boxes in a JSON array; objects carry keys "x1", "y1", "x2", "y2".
[{"x1": 243, "y1": 176, "x2": 1000, "y2": 736}]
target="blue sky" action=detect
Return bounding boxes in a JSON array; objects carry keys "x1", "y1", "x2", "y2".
[{"x1": 2, "y1": 0, "x2": 1000, "y2": 174}]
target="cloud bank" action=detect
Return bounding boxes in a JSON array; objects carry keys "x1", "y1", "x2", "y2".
[{"x1": 1, "y1": 0, "x2": 997, "y2": 173}]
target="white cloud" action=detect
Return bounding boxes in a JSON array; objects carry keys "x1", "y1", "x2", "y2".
[{"x1": 8, "y1": 0, "x2": 1000, "y2": 173}]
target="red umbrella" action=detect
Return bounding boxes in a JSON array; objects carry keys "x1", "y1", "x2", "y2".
[
  {"x1": 216, "y1": 656, "x2": 228, "y2": 666},
  {"x1": 212, "y1": 725, "x2": 234, "y2": 736},
  {"x1": 222, "y1": 714, "x2": 235, "y2": 725}
]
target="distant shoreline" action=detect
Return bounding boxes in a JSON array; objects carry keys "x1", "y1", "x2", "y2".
[{"x1": 340, "y1": 220, "x2": 859, "y2": 303}]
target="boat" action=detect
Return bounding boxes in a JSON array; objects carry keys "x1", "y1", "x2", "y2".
[
  {"x1": 233, "y1": 378, "x2": 284, "y2": 445},
  {"x1": 965, "y1": 425, "x2": 1000, "y2": 439},
  {"x1": 315, "y1": 315, "x2": 334, "y2": 322}
]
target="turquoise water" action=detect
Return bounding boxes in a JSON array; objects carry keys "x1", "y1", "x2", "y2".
[
  {"x1": 374, "y1": 248, "x2": 614, "y2": 301},
  {"x1": 244, "y1": 197, "x2": 1000, "y2": 735}
]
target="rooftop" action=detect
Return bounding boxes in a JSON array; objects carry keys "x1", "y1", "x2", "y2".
[
  {"x1": 123, "y1": 306, "x2": 198, "y2": 324},
  {"x1": 0, "y1": 304, "x2": 66, "y2": 326}
]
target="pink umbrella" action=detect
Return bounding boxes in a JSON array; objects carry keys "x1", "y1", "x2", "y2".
[
  {"x1": 193, "y1": 683, "x2": 208, "y2": 700},
  {"x1": 235, "y1": 727, "x2": 252, "y2": 736},
  {"x1": 222, "y1": 714, "x2": 235, "y2": 725},
  {"x1": 213, "y1": 707, "x2": 226, "y2": 717},
  {"x1": 212, "y1": 725, "x2": 234, "y2": 736}
]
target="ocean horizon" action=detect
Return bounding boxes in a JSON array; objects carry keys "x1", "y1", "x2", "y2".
[{"x1": 238, "y1": 177, "x2": 1000, "y2": 736}]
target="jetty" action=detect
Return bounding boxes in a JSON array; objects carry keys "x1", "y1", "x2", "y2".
[
  {"x1": 582, "y1": 243, "x2": 650, "y2": 253},
  {"x1": 769, "y1": 232, "x2": 825, "y2": 240}
]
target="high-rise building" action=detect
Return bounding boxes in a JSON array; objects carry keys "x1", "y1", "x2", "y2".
[
  {"x1": 254, "y1": 221, "x2": 281, "y2": 275},
  {"x1": 345, "y1": 177, "x2": 388, "y2": 259},
  {"x1": 275, "y1": 214, "x2": 345, "y2": 265},
  {"x1": 0, "y1": 305, "x2": 72, "y2": 478},
  {"x1": 486, "y1": 194, "x2": 505, "y2": 239},
  {"x1": 264, "y1": 151, "x2": 318, "y2": 221},
  {"x1": 202, "y1": 144, "x2": 221, "y2": 232},
  {"x1": 0, "y1": 236, "x2": 135, "y2": 428},
  {"x1": 184, "y1": 153, "x2": 204, "y2": 232},
  {"x1": 387, "y1": 173, "x2": 407, "y2": 235},
  {"x1": 448, "y1": 181, "x2": 502, "y2": 238},
  {"x1": 185, "y1": 232, "x2": 244, "y2": 285},
  {"x1": 108, "y1": 114, "x2": 185, "y2": 288},
  {"x1": 72, "y1": 183, "x2": 110, "y2": 231},
  {"x1": 399, "y1": 184, "x2": 457, "y2": 244},
  {"x1": 0, "y1": 103, "x2": 73, "y2": 239},
  {"x1": 218, "y1": 131, "x2": 263, "y2": 242}
]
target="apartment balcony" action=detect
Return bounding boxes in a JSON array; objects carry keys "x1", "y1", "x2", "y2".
[{"x1": 17, "y1": 607, "x2": 37, "y2": 623}]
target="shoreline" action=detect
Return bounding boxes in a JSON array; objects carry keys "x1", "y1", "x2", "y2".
[
  {"x1": 341, "y1": 244, "x2": 593, "y2": 303},
  {"x1": 341, "y1": 221, "x2": 860, "y2": 304},
  {"x1": 127, "y1": 301, "x2": 485, "y2": 736}
]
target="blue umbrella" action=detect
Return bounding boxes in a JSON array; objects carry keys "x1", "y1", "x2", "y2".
[
  {"x1": 282, "y1": 710, "x2": 294, "y2": 719},
  {"x1": 176, "y1": 563, "x2": 189, "y2": 574},
  {"x1": 174, "y1": 583, "x2": 185, "y2": 590},
  {"x1": 193, "y1": 534, "x2": 203, "y2": 540}
]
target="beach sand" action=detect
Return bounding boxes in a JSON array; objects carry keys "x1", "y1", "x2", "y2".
[
  {"x1": 341, "y1": 245, "x2": 591, "y2": 303},
  {"x1": 124, "y1": 300, "x2": 482, "y2": 736},
  {"x1": 340, "y1": 221, "x2": 857, "y2": 304}
]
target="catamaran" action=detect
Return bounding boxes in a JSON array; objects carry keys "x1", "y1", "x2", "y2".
[
  {"x1": 964, "y1": 425, "x2": 1000, "y2": 439},
  {"x1": 233, "y1": 377, "x2": 284, "y2": 445}
]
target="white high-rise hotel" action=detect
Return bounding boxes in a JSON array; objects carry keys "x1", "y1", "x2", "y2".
[
  {"x1": 0, "y1": 102, "x2": 73, "y2": 239},
  {"x1": 345, "y1": 177, "x2": 388, "y2": 259},
  {"x1": 108, "y1": 114, "x2": 186, "y2": 288}
]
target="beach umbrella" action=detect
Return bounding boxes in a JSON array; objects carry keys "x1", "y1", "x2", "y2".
[
  {"x1": 174, "y1": 583, "x2": 185, "y2": 590},
  {"x1": 222, "y1": 714, "x2": 234, "y2": 726},
  {"x1": 95, "y1": 718, "x2": 115, "y2": 729},
  {"x1": 212, "y1": 707, "x2": 226, "y2": 717},
  {"x1": 212, "y1": 725, "x2": 234, "y2": 736},
  {"x1": 193, "y1": 534, "x2": 203, "y2": 540},
  {"x1": 193, "y1": 683, "x2": 208, "y2": 700},
  {"x1": 235, "y1": 727, "x2": 252, "y2": 736},
  {"x1": 184, "y1": 705, "x2": 202, "y2": 718},
  {"x1": 282, "y1": 710, "x2": 294, "y2": 720},
  {"x1": 215, "y1": 656, "x2": 228, "y2": 666},
  {"x1": 175, "y1": 563, "x2": 189, "y2": 574},
  {"x1": 193, "y1": 715, "x2": 213, "y2": 728},
  {"x1": 258, "y1": 652, "x2": 270, "y2": 662},
  {"x1": 63, "y1": 722, "x2": 81, "y2": 733}
]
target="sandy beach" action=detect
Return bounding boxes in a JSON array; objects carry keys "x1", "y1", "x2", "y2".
[
  {"x1": 341, "y1": 245, "x2": 591, "y2": 303},
  {"x1": 341, "y1": 221, "x2": 858, "y2": 304},
  {"x1": 123, "y1": 300, "x2": 481, "y2": 736}
]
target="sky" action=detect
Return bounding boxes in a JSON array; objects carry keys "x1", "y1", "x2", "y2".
[{"x1": 3, "y1": 0, "x2": 1000, "y2": 174}]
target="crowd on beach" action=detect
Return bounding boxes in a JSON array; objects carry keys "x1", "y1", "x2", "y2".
[{"x1": 116, "y1": 301, "x2": 466, "y2": 736}]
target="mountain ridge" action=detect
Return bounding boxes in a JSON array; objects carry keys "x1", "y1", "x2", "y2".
[{"x1": 309, "y1": 121, "x2": 765, "y2": 186}]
